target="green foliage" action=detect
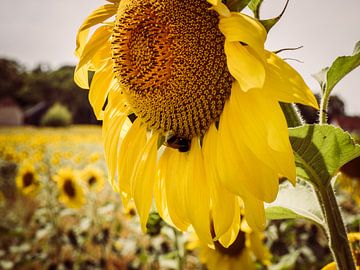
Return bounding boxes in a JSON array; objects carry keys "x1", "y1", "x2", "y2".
[
  {"x1": 289, "y1": 124, "x2": 360, "y2": 187},
  {"x1": 259, "y1": 0, "x2": 289, "y2": 32},
  {"x1": 265, "y1": 182, "x2": 324, "y2": 226},
  {"x1": 0, "y1": 59, "x2": 98, "y2": 124},
  {"x1": 40, "y1": 103, "x2": 73, "y2": 127},
  {"x1": 0, "y1": 59, "x2": 25, "y2": 99},
  {"x1": 248, "y1": 0, "x2": 263, "y2": 18},
  {"x1": 224, "y1": 0, "x2": 251, "y2": 12},
  {"x1": 313, "y1": 41, "x2": 360, "y2": 94}
]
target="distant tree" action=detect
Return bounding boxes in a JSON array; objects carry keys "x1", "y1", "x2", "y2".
[{"x1": 0, "y1": 58, "x2": 25, "y2": 100}]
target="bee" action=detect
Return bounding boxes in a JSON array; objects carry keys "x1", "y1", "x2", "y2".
[{"x1": 165, "y1": 135, "x2": 191, "y2": 152}]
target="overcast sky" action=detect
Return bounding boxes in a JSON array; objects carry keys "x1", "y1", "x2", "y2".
[{"x1": 0, "y1": 0, "x2": 359, "y2": 114}]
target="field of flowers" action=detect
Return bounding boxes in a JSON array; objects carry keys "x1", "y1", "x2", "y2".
[
  {"x1": 0, "y1": 126, "x2": 202, "y2": 270},
  {"x1": 0, "y1": 126, "x2": 359, "y2": 270}
]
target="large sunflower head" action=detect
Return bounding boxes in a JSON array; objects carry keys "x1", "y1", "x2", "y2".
[
  {"x1": 75, "y1": 0, "x2": 318, "y2": 245},
  {"x1": 15, "y1": 163, "x2": 40, "y2": 196},
  {"x1": 54, "y1": 168, "x2": 85, "y2": 209}
]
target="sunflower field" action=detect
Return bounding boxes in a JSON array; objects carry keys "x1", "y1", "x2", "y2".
[{"x1": 0, "y1": 126, "x2": 359, "y2": 270}]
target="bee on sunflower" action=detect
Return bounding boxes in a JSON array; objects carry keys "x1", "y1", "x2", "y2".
[
  {"x1": 53, "y1": 168, "x2": 85, "y2": 209},
  {"x1": 75, "y1": 0, "x2": 318, "y2": 245}
]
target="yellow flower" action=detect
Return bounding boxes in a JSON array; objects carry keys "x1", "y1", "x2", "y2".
[
  {"x1": 190, "y1": 218, "x2": 270, "y2": 270},
  {"x1": 15, "y1": 163, "x2": 40, "y2": 196},
  {"x1": 322, "y1": 232, "x2": 360, "y2": 269},
  {"x1": 80, "y1": 166, "x2": 105, "y2": 192},
  {"x1": 75, "y1": 0, "x2": 318, "y2": 245},
  {"x1": 54, "y1": 168, "x2": 85, "y2": 208}
]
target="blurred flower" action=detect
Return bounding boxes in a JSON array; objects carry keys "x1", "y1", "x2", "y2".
[
  {"x1": 322, "y1": 232, "x2": 360, "y2": 269},
  {"x1": 339, "y1": 156, "x2": 360, "y2": 204},
  {"x1": 15, "y1": 163, "x2": 40, "y2": 196},
  {"x1": 80, "y1": 167, "x2": 105, "y2": 192},
  {"x1": 54, "y1": 168, "x2": 85, "y2": 208},
  {"x1": 75, "y1": 0, "x2": 318, "y2": 244},
  {"x1": 189, "y1": 218, "x2": 270, "y2": 270}
]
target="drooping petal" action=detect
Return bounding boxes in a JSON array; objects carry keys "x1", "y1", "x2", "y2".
[
  {"x1": 75, "y1": 3, "x2": 118, "y2": 58},
  {"x1": 132, "y1": 133, "x2": 159, "y2": 232},
  {"x1": 203, "y1": 124, "x2": 236, "y2": 240},
  {"x1": 89, "y1": 62, "x2": 115, "y2": 120},
  {"x1": 218, "y1": 199, "x2": 241, "y2": 247},
  {"x1": 243, "y1": 196, "x2": 266, "y2": 231},
  {"x1": 75, "y1": 25, "x2": 112, "y2": 89},
  {"x1": 185, "y1": 139, "x2": 212, "y2": 245},
  {"x1": 264, "y1": 51, "x2": 319, "y2": 109},
  {"x1": 102, "y1": 107, "x2": 128, "y2": 189},
  {"x1": 217, "y1": 98, "x2": 279, "y2": 202},
  {"x1": 224, "y1": 41, "x2": 265, "y2": 91},
  {"x1": 210, "y1": 2, "x2": 231, "y2": 17},
  {"x1": 219, "y1": 13, "x2": 266, "y2": 58},
  {"x1": 118, "y1": 119, "x2": 147, "y2": 206},
  {"x1": 229, "y1": 82, "x2": 296, "y2": 184},
  {"x1": 161, "y1": 148, "x2": 190, "y2": 231}
]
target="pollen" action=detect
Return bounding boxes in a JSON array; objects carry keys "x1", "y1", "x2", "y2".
[{"x1": 111, "y1": 0, "x2": 233, "y2": 139}]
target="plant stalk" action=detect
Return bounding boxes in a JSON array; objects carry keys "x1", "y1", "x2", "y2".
[
  {"x1": 284, "y1": 101, "x2": 355, "y2": 269},
  {"x1": 316, "y1": 185, "x2": 355, "y2": 269}
]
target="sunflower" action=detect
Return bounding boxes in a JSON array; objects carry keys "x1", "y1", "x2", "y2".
[
  {"x1": 80, "y1": 166, "x2": 105, "y2": 192},
  {"x1": 322, "y1": 232, "x2": 360, "y2": 269},
  {"x1": 15, "y1": 163, "x2": 40, "y2": 196},
  {"x1": 54, "y1": 168, "x2": 85, "y2": 208},
  {"x1": 75, "y1": 0, "x2": 318, "y2": 245},
  {"x1": 189, "y1": 218, "x2": 270, "y2": 270}
]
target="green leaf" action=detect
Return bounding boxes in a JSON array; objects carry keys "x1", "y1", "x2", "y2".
[
  {"x1": 248, "y1": 0, "x2": 263, "y2": 18},
  {"x1": 314, "y1": 40, "x2": 360, "y2": 94},
  {"x1": 289, "y1": 124, "x2": 360, "y2": 187},
  {"x1": 225, "y1": 0, "x2": 251, "y2": 12},
  {"x1": 265, "y1": 182, "x2": 324, "y2": 226},
  {"x1": 259, "y1": 0, "x2": 289, "y2": 32}
]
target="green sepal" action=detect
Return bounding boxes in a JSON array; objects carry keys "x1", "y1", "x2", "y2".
[
  {"x1": 289, "y1": 124, "x2": 360, "y2": 187},
  {"x1": 224, "y1": 0, "x2": 251, "y2": 12},
  {"x1": 258, "y1": 0, "x2": 289, "y2": 32},
  {"x1": 248, "y1": 0, "x2": 263, "y2": 19}
]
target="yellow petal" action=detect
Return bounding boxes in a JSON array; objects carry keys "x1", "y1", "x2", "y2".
[
  {"x1": 224, "y1": 41, "x2": 265, "y2": 91},
  {"x1": 203, "y1": 124, "x2": 236, "y2": 240},
  {"x1": 218, "y1": 199, "x2": 241, "y2": 247},
  {"x1": 89, "y1": 62, "x2": 115, "y2": 120},
  {"x1": 321, "y1": 262, "x2": 336, "y2": 270},
  {"x1": 132, "y1": 133, "x2": 159, "y2": 232},
  {"x1": 229, "y1": 82, "x2": 296, "y2": 184},
  {"x1": 210, "y1": 2, "x2": 231, "y2": 17},
  {"x1": 74, "y1": 25, "x2": 112, "y2": 89},
  {"x1": 219, "y1": 14, "x2": 266, "y2": 57},
  {"x1": 243, "y1": 196, "x2": 266, "y2": 231},
  {"x1": 162, "y1": 148, "x2": 190, "y2": 231},
  {"x1": 185, "y1": 139, "x2": 212, "y2": 245},
  {"x1": 118, "y1": 119, "x2": 147, "y2": 206},
  {"x1": 264, "y1": 51, "x2": 319, "y2": 109},
  {"x1": 75, "y1": 4, "x2": 118, "y2": 58},
  {"x1": 153, "y1": 149, "x2": 173, "y2": 226},
  {"x1": 217, "y1": 99, "x2": 279, "y2": 202},
  {"x1": 102, "y1": 109, "x2": 128, "y2": 189}
]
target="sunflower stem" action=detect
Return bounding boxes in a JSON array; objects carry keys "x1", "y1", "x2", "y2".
[
  {"x1": 285, "y1": 101, "x2": 355, "y2": 268},
  {"x1": 279, "y1": 102, "x2": 303, "y2": 127},
  {"x1": 319, "y1": 85, "x2": 331, "y2": 124},
  {"x1": 315, "y1": 184, "x2": 356, "y2": 269}
]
